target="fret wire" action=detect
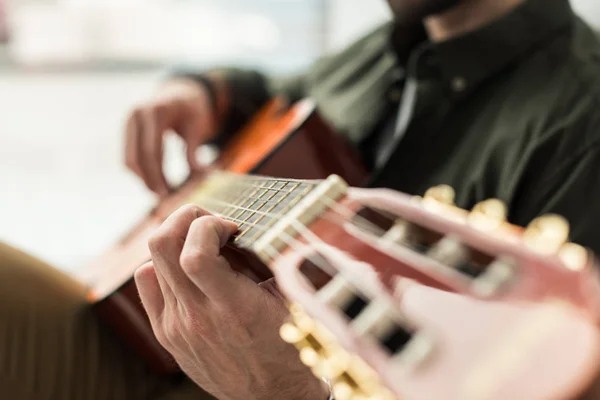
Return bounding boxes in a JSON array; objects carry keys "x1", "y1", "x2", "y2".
[
  {"x1": 228, "y1": 185, "x2": 261, "y2": 221},
  {"x1": 236, "y1": 180, "x2": 295, "y2": 240},
  {"x1": 204, "y1": 180, "x2": 311, "y2": 225},
  {"x1": 225, "y1": 180, "x2": 316, "y2": 195},
  {"x1": 198, "y1": 188, "x2": 386, "y2": 240},
  {"x1": 194, "y1": 194, "x2": 289, "y2": 221},
  {"x1": 235, "y1": 180, "x2": 280, "y2": 240},
  {"x1": 194, "y1": 179, "x2": 383, "y2": 236},
  {"x1": 200, "y1": 205, "x2": 309, "y2": 252},
  {"x1": 193, "y1": 182, "x2": 390, "y2": 260},
  {"x1": 202, "y1": 198, "x2": 354, "y2": 284},
  {"x1": 234, "y1": 183, "x2": 274, "y2": 226},
  {"x1": 218, "y1": 171, "x2": 316, "y2": 185},
  {"x1": 244, "y1": 181, "x2": 316, "y2": 243},
  {"x1": 241, "y1": 182, "x2": 288, "y2": 225}
]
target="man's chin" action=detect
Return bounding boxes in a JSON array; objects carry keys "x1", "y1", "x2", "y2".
[{"x1": 386, "y1": 0, "x2": 461, "y2": 23}]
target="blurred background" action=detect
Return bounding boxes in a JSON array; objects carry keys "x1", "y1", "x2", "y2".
[{"x1": 0, "y1": 0, "x2": 598, "y2": 273}]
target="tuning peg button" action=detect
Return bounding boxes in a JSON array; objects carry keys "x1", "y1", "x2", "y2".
[
  {"x1": 523, "y1": 214, "x2": 570, "y2": 255},
  {"x1": 468, "y1": 199, "x2": 507, "y2": 231},
  {"x1": 558, "y1": 243, "x2": 588, "y2": 271},
  {"x1": 280, "y1": 322, "x2": 306, "y2": 344},
  {"x1": 424, "y1": 185, "x2": 455, "y2": 205}
]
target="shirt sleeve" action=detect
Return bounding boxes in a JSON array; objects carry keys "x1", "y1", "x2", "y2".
[{"x1": 510, "y1": 144, "x2": 600, "y2": 255}]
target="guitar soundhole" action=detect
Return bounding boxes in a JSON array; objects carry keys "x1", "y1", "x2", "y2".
[
  {"x1": 343, "y1": 295, "x2": 368, "y2": 319},
  {"x1": 381, "y1": 325, "x2": 413, "y2": 354}
]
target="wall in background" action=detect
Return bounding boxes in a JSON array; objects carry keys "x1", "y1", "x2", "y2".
[{"x1": 573, "y1": 0, "x2": 600, "y2": 28}]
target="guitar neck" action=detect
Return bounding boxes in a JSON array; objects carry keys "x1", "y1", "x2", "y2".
[{"x1": 186, "y1": 172, "x2": 339, "y2": 256}]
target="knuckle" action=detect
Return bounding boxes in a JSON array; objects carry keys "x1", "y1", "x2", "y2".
[
  {"x1": 180, "y1": 250, "x2": 208, "y2": 275},
  {"x1": 154, "y1": 327, "x2": 170, "y2": 348},
  {"x1": 191, "y1": 215, "x2": 219, "y2": 234},
  {"x1": 148, "y1": 229, "x2": 175, "y2": 255},
  {"x1": 178, "y1": 204, "x2": 202, "y2": 217},
  {"x1": 165, "y1": 320, "x2": 181, "y2": 342},
  {"x1": 182, "y1": 314, "x2": 208, "y2": 337}
]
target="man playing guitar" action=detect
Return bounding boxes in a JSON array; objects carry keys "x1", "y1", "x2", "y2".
[{"x1": 2, "y1": 0, "x2": 600, "y2": 399}]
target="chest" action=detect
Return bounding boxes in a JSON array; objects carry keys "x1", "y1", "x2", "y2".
[{"x1": 369, "y1": 80, "x2": 544, "y2": 212}]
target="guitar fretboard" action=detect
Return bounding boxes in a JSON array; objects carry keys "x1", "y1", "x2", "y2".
[{"x1": 187, "y1": 173, "x2": 319, "y2": 249}]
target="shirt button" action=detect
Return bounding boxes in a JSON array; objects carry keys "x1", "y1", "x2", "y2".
[
  {"x1": 451, "y1": 76, "x2": 467, "y2": 92},
  {"x1": 389, "y1": 88, "x2": 402, "y2": 102}
]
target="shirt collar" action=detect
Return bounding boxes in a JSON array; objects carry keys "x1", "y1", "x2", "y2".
[{"x1": 428, "y1": 0, "x2": 575, "y2": 96}]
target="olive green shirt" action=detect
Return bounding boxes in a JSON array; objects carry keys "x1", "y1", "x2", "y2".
[{"x1": 180, "y1": 0, "x2": 600, "y2": 254}]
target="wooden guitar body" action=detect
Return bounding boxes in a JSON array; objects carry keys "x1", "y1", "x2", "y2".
[{"x1": 83, "y1": 98, "x2": 368, "y2": 374}]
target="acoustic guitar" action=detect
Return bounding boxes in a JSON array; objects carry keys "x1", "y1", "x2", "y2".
[
  {"x1": 84, "y1": 97, "x2": 368, "y2": 374},
  {"x1": 274, "y1": 186, "x2": 600, "y2": 399},
  {"x1": 85, "y1": 97, "x2": 600, "y2": 399}
]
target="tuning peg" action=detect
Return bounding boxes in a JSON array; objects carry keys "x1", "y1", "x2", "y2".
[
  {"x1": 347, "y1": 356, "x2": 381, "y2": 392},
  {"x1": 467, "y1": 199, "x2": 507, "y2": 231},
  {"x1": 279, "y1": 322, "x2": 307, "y2": 344},
  {"x1": 559, "y1": 243, "x2": 588, "y2": 271},
  {"x1": 299, "y1": 346, "x2": 321, "y2": 368},
  {"x1": 288, "y1": 303, "x2": 316, "y2": 332},
  {"x1": 523, "y1": 214, "x2": 570, "y2": 254},
  {"x1": 424, "y1": 185, "x2": 455, "y2": 205},
  {"x1": 319, "y1": 345, "x2": 351, "y2": 379},
  {"x1": 332, "y1": 380, "x2": 355, "y2": 400}
]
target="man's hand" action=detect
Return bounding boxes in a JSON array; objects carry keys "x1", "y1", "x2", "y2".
[
  {"x1": 135, "y1": 205, "x2": 329, "y2": 400},
  {"x1": 124, "y1": 77, "x2": 226, "y2": 197}
]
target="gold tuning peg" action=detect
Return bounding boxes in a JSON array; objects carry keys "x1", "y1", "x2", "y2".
[
  {"x1": 279, "y1": 322, "x2": 307, "y2": 344},
  {"x1": 299, "y1": 346, "x2": 321, "y2": 368},
  {"x1": 523, "y1": 214, "x2": 570, "y2": 255},
  {"x1": 468, "y1": 199, "x2": 507, "y2": 231},
  {"x1": 558, "y1": 243, "x2": 588, "y2": 271},
  {"x1": 319, "y1": 345, "x2": 351, "y2": 379},
  {"x1": 373, "y1": 389, "x2": 397, "y2": 400},
  {"x1": 424, "y1": 185, "x2": 456, "y2": 205},
  {"x1": 288, "y1": 303, "x2": 316, "y2": 332},
  {"x1": 332, "y1": 379, "x2": 356, "y2": 400}
]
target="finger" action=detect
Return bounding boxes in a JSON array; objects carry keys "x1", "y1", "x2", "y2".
[
  {"x1": 124, "y1": 111, "x2": 143, "y2": 177},
  {"x1": 149, "y1": 205, "x2": 213, "y2": 302},
  {"x1": 186, "y1": 138, "x2": 202, "y2": 171},
  {"x1": 138, "y1": 108, "x2": 170, "y2": 197},
  {"x1": 134, "y1": 261, "x2": 165, "y2": 322},
  {"x1": 184, "y1": 116, "x2": 212, "y2": 172},
  {"x1": 180, "y1": 215, "x2": 242, "y2": 301}
]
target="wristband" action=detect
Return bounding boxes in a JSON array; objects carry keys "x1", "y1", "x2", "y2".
[{"x1": 177, "y1": 73, "x2": 218, "y2": 114}]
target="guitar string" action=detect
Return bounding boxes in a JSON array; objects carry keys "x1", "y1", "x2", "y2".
[
  {"x1": 198, "y1": 176, "x2": 387, "y2": 237},
  {"x1": 193, "y1": 192, "x2": 385, "y2": 240},
  {"x1": 197, "y1": 202, "x2": 340, "y2": 277}
]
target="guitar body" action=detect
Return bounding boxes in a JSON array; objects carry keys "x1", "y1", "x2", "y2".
[{"x1": 83, "y1": 98, "x2": 368, "y2": 374}]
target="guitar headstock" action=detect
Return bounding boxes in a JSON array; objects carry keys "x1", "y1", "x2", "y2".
[
  {"x1": 336, "y1": 185, "x2": 600, "y2": 316},
  {"x1": 270, "y1": 184, "x2": 600, "y2": 400}
]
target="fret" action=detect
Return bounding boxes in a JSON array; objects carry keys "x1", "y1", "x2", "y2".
[
  {"x1": 218, "y1": 187, "x2": 251, "y2": 220},
  {"x1": 228, "y1": 186, "x2": 262, "y2": 229},
  {"x1": 235, "y1": 181, "x2": 280, "y2": 245},
  {"x1": 242, "y1": 181, "x2": 316, "y2": 245},
  {"x1": 187, "y1": 172, "x2": 321, "y2": 249}
]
